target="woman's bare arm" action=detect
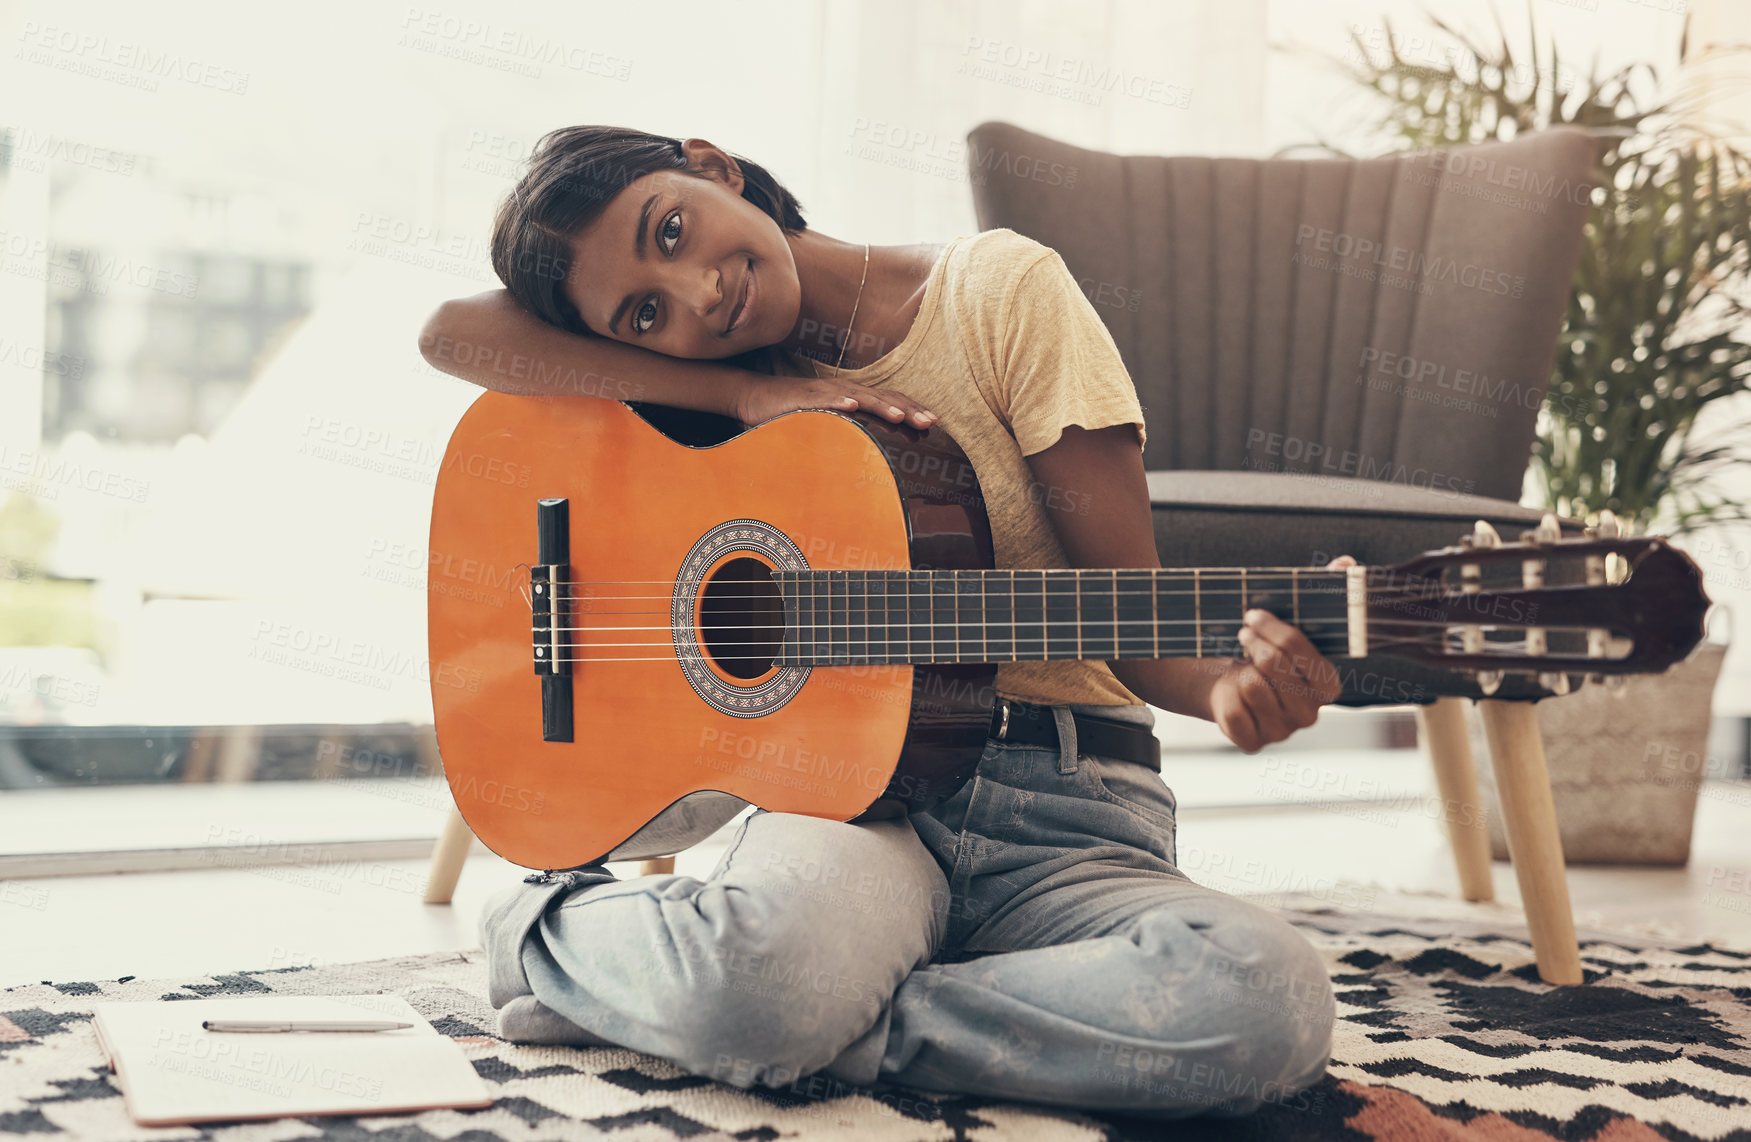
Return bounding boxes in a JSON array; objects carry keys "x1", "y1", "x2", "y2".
[{"x1": 417, "y1": 290, "x2": 938, "y2": 429}]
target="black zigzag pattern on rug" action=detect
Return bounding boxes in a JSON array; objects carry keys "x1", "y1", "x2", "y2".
[{"x1": 1, "y1": 917, "x2": 1746, "y2": 1141}]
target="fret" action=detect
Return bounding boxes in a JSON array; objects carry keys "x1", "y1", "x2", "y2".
[
  {"x1": 907, "y1": 572, "x2": 932, "y2": 662},
  {"x1": 831, "y1": 571, "x2": 849, "y2": 665},
  {"x1": 886, "y1": 569, "x2": 902, "y2": 664},
  {"x1": 933, "y1": 572, "x2": 960, "y2": 662},
  {"x1": 1081, "y1": 569, "x2": 1116, "y2": 658},
  {"x1": 1064, "y1": 571, "x2": 1078, "y2": 658},
  {"x1": 834, "y1": 571, "x2": 845, "y2": 665},
  {"x1": 1203, "y1": 571, "x2": 1246, "y2": 657},
  {"x1": 1014, "y1": 569, "x2": 1044, "y2": 661},
  {"x1": 955, "y1": 570, "x2": 982, "y2": 664},
  {"x1": 807, "y1": 572, "x2": 821, "y2": 665},
  {"x1": 817, "y1": 571, "x2": 828, "y2": 665},
  {"x1": 945, "y1": 571, "x2": 959, "y2": 662},
  {"x1": 1151, "y1": 568, "x2": 1160, "y2": 658},
  {"x1": 986, "y1": 570, "x2": 1014, "y2": 661},
  {"x1": 773, "y1": 571, "x2": 788, "y2": 663},
  {"x1": 848, "y1": 570, "x2": 867, "y2": 664},
  {"x1": 786, "y1": 571, "x2": 799, "y2": 665},
  {"x1": 1193, "y1": 569, "x2": 1202, "y2": 658},
  {"x1": 1292, "y1": 567, "x2": 1301, "y2": 627},
  {"x1": 1114, "y1": 569, "x2": 1155, "y2": 660},
  {"x1": 813, "y1": 572, "x2": 825, "y2": 665},
  {"x1": 1297, "y1": 570, "x2": 1353, "y2": 659},
  {"x1": 866, "y1": 570, "x2": 881, "y2": 665},
  {"x1": 1113, "y1": 570, "x2": 1120, "y2": 656},
  {"x1": 884, "y1": 571, "x2": 906, "y2": 663},
  {"x1": 980, "y1": 571, "x2": 990, "y2": 661},
  {"x1": 868, "y1": 567, "x2": 882, "y2": 658},
  {"x1": 1045, "y1": 571, "x2": 1079, "y2": 660},
  {"x1": 817, "y1": 571, "x2": 829, "y2": 665}
]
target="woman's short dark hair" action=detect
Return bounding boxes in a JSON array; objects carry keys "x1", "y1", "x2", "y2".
[{"x1": 490, "y1": 125, "x2": 806, "y2": 355}]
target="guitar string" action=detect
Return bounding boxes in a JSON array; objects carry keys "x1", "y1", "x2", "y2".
[
  {"x1": 538, "y1": 644, "x2": 1584, "y2": 665},
  {"x1": 538, "y1": 584, "x2": 1473, "y2": 604},
  {"x1": 534, "y1": 574, "x2": 1448, "y2": 597},
  {"x1": 535, "y1": 574, "x2": 1524, "y2": 601},
  {"x1": 535, "y1": 637, "x2": 1559, "y2": 663},
  {"x1": 533, "y1": 631, "x2": 1563, "y2": 664},
  {"x1": 531, "y1": 621, "x2": 1556, "y2": 636}
]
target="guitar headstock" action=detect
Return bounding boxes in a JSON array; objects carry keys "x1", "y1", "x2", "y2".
[{"x1": 1366, "y1": 513, "x2": 1712, "y2": 695}]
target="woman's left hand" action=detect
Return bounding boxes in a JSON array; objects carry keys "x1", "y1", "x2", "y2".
[{"x1": 1205, "y1": 553, "x2": 1355, "y2": 752}]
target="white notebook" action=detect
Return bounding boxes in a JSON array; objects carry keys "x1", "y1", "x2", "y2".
[{"x1": 91, "y1": 994, "x2": 493, "y2": 1126}]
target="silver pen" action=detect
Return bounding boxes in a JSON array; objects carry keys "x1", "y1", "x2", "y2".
[{"x1": 200, "y1": 1020, "x2": 415, "y2": 1033}]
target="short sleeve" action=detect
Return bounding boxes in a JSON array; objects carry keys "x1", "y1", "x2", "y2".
[{"x1": 994, "y1": 250, "x2": 1148, "y2": 457}]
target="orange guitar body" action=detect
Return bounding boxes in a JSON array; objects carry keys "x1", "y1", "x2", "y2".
[{"x1": 428, "y1": 395, "x2": 994, "y2": 870}]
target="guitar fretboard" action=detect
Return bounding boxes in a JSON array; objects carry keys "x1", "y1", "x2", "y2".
[{"x1": 770, "y1": 568, "x2": 1353, "y2": 666}]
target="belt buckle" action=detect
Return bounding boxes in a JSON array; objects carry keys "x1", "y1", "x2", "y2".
[{"x1": 996, "y1": 699, "x2": 1010, "y2": 740}]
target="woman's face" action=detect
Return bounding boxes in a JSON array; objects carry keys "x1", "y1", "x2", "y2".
[{"x1": 563, "y1": 145, "x2": 800, "y2": 360}]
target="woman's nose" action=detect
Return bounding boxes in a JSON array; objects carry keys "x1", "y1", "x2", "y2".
[{"x1": 676, "y1": 264, "x2": 722, "y2": 320}]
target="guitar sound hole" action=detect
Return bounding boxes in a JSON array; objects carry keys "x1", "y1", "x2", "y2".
[{"x1": 700, "y1": 557, "x2": 784, "y2": 679}]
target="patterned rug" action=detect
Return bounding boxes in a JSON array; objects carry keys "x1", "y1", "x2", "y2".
[{"x1": 3, "y1": 905, "x2": 1748, "y2": 1141}]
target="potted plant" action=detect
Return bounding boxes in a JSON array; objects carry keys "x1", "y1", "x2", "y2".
[{"x1": 1322, "y1": 12, "x2": 1746, "y2": 863}]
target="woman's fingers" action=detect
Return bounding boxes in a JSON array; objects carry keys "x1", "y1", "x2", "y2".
[
  {"x1": 1254, "y1": 609, "x2": 1342, "y2": 703},
  {"x1": 1239, "y1": 609, "x2": 1342, "y2": 727},
  {"x1": 736, "y1": 380, "x2": 936, "y2": 428},
  {"x1": 855, "y1": 386, "x2": 937, "y2": 427}
]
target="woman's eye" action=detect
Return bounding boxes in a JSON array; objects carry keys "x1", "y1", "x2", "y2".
[
  {"x1": 630, "y1": 212, "x2": 683, "y2": 334},
  {"x1": 633, "y1": 298, "x2": 658, "y2": 335}
]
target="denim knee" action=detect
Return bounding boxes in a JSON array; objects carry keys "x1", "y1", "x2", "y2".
[
  {"x1": 1193, "y1": 909, "x2": 1335, "y2": 1110},
  {"x1": 640, "y1": 882, "x2": 896, "y2": 1088}
]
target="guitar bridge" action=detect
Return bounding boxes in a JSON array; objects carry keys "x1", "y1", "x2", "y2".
[{"x1": 532, "y1": 498, "x2": 573, "y2": 742}]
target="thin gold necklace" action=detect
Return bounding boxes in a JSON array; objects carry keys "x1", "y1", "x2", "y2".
[{"x1": 835, "y1": 242, "x2": 870, "y2": 370}]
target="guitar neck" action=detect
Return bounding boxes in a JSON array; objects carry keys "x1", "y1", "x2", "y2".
[{"x1": 771, "y1": 568, "x2": 1357, "y2": 666}]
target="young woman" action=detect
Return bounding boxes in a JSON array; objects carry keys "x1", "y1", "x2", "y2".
[{"x1": 420, "y1": 126, "x2": 1350, "y2": 1120}]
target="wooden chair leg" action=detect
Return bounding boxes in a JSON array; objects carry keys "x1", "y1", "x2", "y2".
[
  {"x1": 1478, "y1": 700, "x2": 1584, "y2": 985},
  {"x1": 637, "y1": 857, "x2": 676, "y2": 876},
  {"x1": 1417, "y1": 697, "x2": 1495, "y2": 902},
  {"x1": 424, "y1": 804, "x2": 476, "y2": 904}
]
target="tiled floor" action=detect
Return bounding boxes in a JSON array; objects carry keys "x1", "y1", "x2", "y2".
[{"x1": 4, "y1": 751, "x2": 1748, "y2": 988}]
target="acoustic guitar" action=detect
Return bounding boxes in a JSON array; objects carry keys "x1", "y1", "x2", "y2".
[{"x1": 427, "y1": 393, "x2": 1711, "y2": 870}]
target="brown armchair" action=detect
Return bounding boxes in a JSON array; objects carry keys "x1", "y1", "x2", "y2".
[{"x1": 968, "y1": 120, "x2": 1601, "y2": 983}]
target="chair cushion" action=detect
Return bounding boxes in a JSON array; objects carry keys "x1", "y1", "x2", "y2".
[{"x1": 1149, "y1": 470, "x2": 1584, "y2": 567}]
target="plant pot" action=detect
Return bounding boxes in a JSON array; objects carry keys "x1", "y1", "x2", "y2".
[{"x1": 1466, "y1": 642, "x2": 1728, "y2": 865}]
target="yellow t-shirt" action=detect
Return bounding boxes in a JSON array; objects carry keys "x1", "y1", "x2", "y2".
[{"x1": 773, "y1": 227, "x2": 1150, "y2": 708}]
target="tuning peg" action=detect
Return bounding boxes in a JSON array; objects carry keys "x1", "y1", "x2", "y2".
[
  {"x1": 1476, "y1": 669, "x2": 1504, "y2": 695},
  {"x1": 1603, "y1": 674, "x2": 1629, "y2": 696},
  {"x1": 1472, "y1": 520, "x2": 1502, "y2": 548},
  {"x1": 1537, "y1": 671, "x2": 1571, "y2": 695},
  {"x1": 1596, "y1": 509, "x2": 1620, "y2": 539},
  {"x1": 1535, "y1": 513, "x2": 1562, "y2": 543}
]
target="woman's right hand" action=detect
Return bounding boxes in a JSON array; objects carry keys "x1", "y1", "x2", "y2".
[{"x1": 733, "y1": 375, "x2": 938, "y2": 430}]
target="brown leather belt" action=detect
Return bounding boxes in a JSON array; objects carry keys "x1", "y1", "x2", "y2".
[{"x1": 988, "y1": 697, "x2": 1161, "y2": 771}]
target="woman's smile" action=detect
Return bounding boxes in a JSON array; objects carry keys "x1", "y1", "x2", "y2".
[{"x1": 726, "y1": 257, "x2": 755, "y2": 336}]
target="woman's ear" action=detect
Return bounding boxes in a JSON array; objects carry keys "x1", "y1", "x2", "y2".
[{"x1": 679, "y1": 138, "x2": 744, "y2": 193}]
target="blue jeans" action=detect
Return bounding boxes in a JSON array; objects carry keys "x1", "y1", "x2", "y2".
[{"x1": 478, "y1": 712, "x2": 1335, "y2": 1119}]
